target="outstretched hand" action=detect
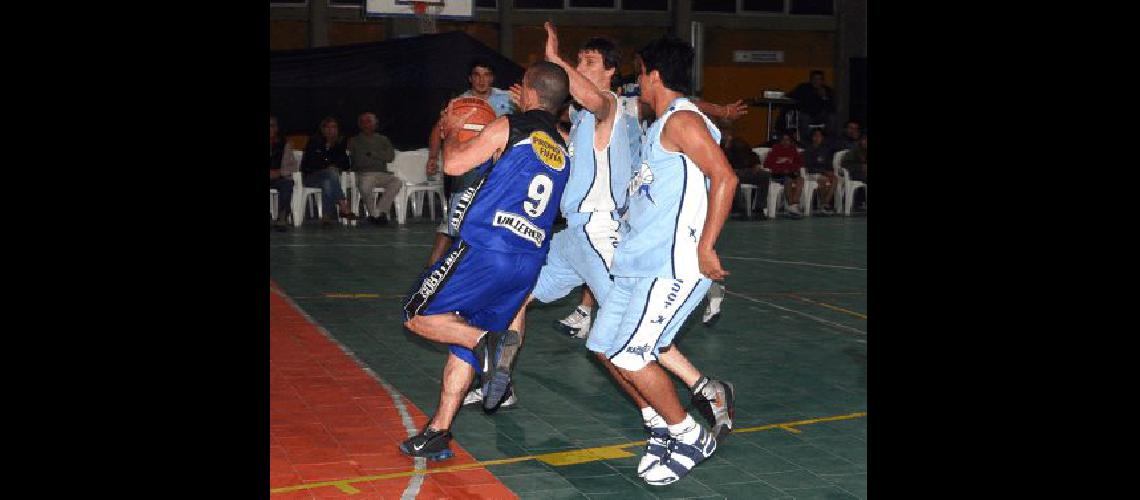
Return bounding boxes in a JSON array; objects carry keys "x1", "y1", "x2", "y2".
[
  {"x1": 723, "y1": 100, "x2": 749, "y2": 121},
  {"x1": 698, "y1": 247, "x2": 730, "y2": 281},
  {"x1": 543, "y1": 21, "x2": 560, "y2": 63},
  {"x1": 508, "y1": 83, "x2": 523, "y2": 109}
]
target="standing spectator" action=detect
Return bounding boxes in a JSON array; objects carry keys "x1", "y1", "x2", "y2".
[
  {"x1": 348, "y1": 112, "x2": 402, "y2": 225},
  {"x1": 803, "y1": 128, "x2": 839, "y2": 214},
  {"x1": 835, "y1": 120, "x2": 861, "y2": 151},
  {"x1": 301, "y1": 117, "x2": 356, "y2": 225},
  {"x1": 269, "y1": 115, "x2": 295, "y2": 231},
  {"x1": 788, "y1": 70, "x2": 836, "y2": 143},
  {"x1": 764, "y1": 131, "x2": 805, "y2": 217}
]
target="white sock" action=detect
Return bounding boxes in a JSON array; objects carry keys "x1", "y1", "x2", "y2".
[
  {"x1": 641, "y1": 407, "x2": 665, "y2": 428},
  {"x1": 667, "y1": 415, "x2": 698, "y2": 438}
]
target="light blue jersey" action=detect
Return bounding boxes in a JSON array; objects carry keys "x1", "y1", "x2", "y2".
[
  {"x1": 611, "y1": 97, "x2": 721, "y2": 280},
  {"x1": 562, "y1": 92, "x2": 632, "y2": 227},
  {"x1": 461, "y1": 88, "x2": 516, "y2": 118}
]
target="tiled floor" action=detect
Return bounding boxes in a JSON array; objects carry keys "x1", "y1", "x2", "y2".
[{"x1": 270, "y1": 215, "x2": 867, "y2": 498}]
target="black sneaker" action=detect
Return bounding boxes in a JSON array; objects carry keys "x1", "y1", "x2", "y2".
[
  {"x1": 690, "y1": 377, "x2": 736, "y2": 443},
  {"x1": 398, "y1": 427, "x2": 454, "y2": 461},
  {"x1": 478, "y1": 330, "x2": 522, "y2": 412}
]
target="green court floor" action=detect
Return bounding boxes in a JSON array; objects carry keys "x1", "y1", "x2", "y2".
[{"x1": 270, "y1": 215, "x2": 867, "y2": 499}]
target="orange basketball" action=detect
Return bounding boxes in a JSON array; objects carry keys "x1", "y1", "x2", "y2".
[{"x1": 448, "y1": 97, "x2": 497, "y2": 142}]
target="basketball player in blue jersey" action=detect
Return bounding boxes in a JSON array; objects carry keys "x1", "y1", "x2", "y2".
[
  {"x1": 399, "y1": 62, "x2": 571, "y2": 461},
  {"x1": 584, "y1": 35, "x2": 738, "y2": 486}
]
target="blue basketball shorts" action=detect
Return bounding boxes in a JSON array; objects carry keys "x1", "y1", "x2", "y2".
[
  {"x1": 531, "y1": 217, "x2": 621, "y2": 305},
  {"x1": 587, "y1": 276, "x2": 711, "y2": 371},
  {"x1": 403, "y1": 240, "x2": 544, "y2": 372}
]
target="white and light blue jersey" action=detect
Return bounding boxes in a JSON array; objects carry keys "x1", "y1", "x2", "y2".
[
  {"x1": 611, "y1": 97, "x2": 721, "y2": 280},
  {"x1": 562, "y1": 92, "x2": 632, "y2": 228},
  {"x1": 460, "y1": 88, "x2": 516, "y2": 118},
  {"x1": 620, "y1": 95, "x2": 647, "y2": 166}
]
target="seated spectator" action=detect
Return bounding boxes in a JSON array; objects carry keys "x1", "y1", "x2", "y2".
[
  {"x1": 841, "y1": 132, "x2": 868, "y2": 183},
  {"x1": 764, "y1": 131, "x2": 805, "y2": 217},
  {"x1": 803, "y1": 128, "x2": 839, "y2": 214},
  {"x1": 840, "y1": 132, "x2": 868, "y2": 211},
  {"x1": 348, "y1": 112, "x2": 402, "y2": 225},
  {"x1": 719, "y1": 120, "x2": 770, "y2": 220},
  {"x1": 788, "y1": 70, "x2": 836, "y2": 143},
  {"x1": 269, "y1": 114, "x2": 296, "y2": 231},
  {"x1": 300, "y1": 117, "x2": 356, "y2": 225},
  {"x1": 834, "y1": 120, "x2": 861, "y2": 151}
]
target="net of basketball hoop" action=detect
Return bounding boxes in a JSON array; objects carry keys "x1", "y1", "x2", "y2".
[{"x1": 411, "y1": 0, "x2": 443, "y2": 34}]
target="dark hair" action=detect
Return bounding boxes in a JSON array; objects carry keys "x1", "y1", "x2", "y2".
[
  {"x1": 810, "y1": 70, "x2": 825, "y2": 78},
  {"x1": 810, "y1": 128, "x2": 825, "y2": 138},
  {"x1": 525, "y1": 61, "x2": 570, "y2": 113},
  {"x1": 846, "y1": 119, "x2": 860, "y2": 128},
  {"x1": 581, "y1": 37, "x2": 621, "y2": 88},
  {"x1": 637, "y1": 35, "x2": 693, "y2": 95},
  {"x1": 469, "y1": 57, "x2": 494, "y2": 76}
]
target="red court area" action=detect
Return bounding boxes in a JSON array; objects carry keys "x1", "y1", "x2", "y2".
[{"x1": 270, "y1": 284, "x2": 517, "y2": 499}]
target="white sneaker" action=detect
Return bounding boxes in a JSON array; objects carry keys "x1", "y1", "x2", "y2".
[
  {"x1": 702, "y1": 286, "x2": 723, "y2": 327},
  {"x1": 642, "y1": 421, "x2": 717, "y2": 486},
  {"x1": 787, "y1": 204, "x2": 802, "y2": 216},
  {"x1": 461, "y1": 387, "x2": 517, "y2": 408},
  {"x1": 638, "y1": 415, "x2": 670, "y2": 477},
  {"x1": 553, "y1": 306, "x2": 591, "y2": 339}
]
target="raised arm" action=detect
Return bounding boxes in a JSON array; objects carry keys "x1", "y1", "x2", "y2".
[
  {"x1": 441, "y1": 109, "x2": 509, "y2": 176},
  {"x1": 694, "y1": 99, "x2": 748, "y2": 122},
  {"x1": 543, "y1": 21, "x2": 612, "y2": 120},
  {"x1": 660, "y1": 111, "x2": 738, "y2": 281}
]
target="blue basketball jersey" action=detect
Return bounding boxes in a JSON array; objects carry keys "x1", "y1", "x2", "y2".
[
  {"x1": 562, "y1": 92, "x2": 632, "y2": 226},
  {"x1": 611, "y1": 97, "x2": 721, "y2": 279},
  {"x1": 454, "y1": 110, "x2": 570, "y2": 255}
]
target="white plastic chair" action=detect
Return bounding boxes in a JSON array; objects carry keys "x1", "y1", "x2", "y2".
[
  {"x1": 749, "y1": 147, "x2": 785, "y2": 218},
  {"x1": 834, "y1": 150, "x2": 867, "y2": 215},
  {"x1": 290, "y1": 150, "x2": 325, "y2": 226},
  {"x1": 389, "y1": 149, "x2": 446, "y2": 225},
  {"x1": 269, "y1": 189, "x2": 279, "y2": 221},
  {"x1": 800, "y1": 167, "x2": 820, "y2": 216},
  {"x1": 340, "y1": 170, "x2": 359, "y2": 226},
  {"x1": 367, "y1": 187, "x2": 395, "y2": 220}
]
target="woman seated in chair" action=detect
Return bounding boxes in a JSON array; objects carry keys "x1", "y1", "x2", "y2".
[
  {"x1": 269, "y1": 114, "x2": 296, "y2": 230},
  {"x1": 763, "y1": 130, "x2": 805, "y2": 217},
  {"x1": 300, "y1": 116, "x2": 357, "y2": 225},
  {"x1": 803, "y1": 128, "x2": 838, "y2": 214}
]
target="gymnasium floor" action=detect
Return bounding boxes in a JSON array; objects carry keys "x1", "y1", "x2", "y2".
[{"x1": 269, "y1": 215, "x2": 867, "y2": 499}]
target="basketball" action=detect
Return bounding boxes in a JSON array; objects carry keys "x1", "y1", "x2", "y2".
[{"x1": 447, "y1": 97, "x2": 497, "y2": 142}]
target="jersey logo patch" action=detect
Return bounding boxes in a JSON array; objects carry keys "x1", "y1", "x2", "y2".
[
  {"x1": 493, "y1": 210, "x2": 546, "y2": 247},
  {"x1": 628, "y1": 161, "x2": 655, "y2": 203},
  {"x1": 530, "y1": 131, "x2": 566, "y2": 171}
]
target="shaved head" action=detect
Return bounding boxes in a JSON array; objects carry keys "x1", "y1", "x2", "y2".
[{"x1": 524, "y1": 61, "x2": 570, "y2": 113}]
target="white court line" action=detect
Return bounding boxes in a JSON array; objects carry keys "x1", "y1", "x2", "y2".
[
  {"x1": 725, "y1": 289, "x2": 867, "y2": 338},
  {"x1": 721, "y1": 255, "x2": 866, "y2": 271},
  {"x1": 271, "y1": 286, "x2": 427, "y2": 498}
]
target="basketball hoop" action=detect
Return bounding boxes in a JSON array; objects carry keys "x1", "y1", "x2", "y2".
[{"x1": 413, "y1": 1, "x2": 438, "y2": 35}]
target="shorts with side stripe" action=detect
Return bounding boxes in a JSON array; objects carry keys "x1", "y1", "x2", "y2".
[
  {"x1": 587, "y1": 276, "x2": 712, "y2": 371},
  {"x1": 531, "y1": 215, "x2": 621, "y2": 305},
  {"x1": 403, "y1": 240, "x2": 544, "y2": 372}
]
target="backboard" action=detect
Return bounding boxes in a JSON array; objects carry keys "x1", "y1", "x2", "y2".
[{"x1": 364, "y1": 0, "x2": 474, "y2": 20}]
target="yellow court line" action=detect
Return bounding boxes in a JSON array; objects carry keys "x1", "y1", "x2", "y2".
[
  {"x1": 270, "y1": 411, "x2": 866, "y2": 495},
  {"x1": 788, "y1": 294, "x2": 867, "y2": 320}
]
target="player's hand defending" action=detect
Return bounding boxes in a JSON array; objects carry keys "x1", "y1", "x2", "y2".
[
  {"x1": 698, "y1": 247, "x2": 730, "y2": 281},
  {"x1": 543, "y1": 22, "x2": 561, "y2": 63},
  {"x1": 723, "y1": 100, "x2": 749, "y2": 121},
  {"x1": 508, "y1": 83, "x2": 523, "y2": 109}
]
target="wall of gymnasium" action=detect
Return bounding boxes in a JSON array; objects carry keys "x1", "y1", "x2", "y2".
[{"x1": 271, "y1": 19, "x2": 835, "y2": 147}]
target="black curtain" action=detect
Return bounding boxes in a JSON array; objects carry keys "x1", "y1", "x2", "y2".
[
  {"x1": 270, "y1": 32, "x2": 525, "y2": 150},
  {"x1": 849, "y1": 57, "x2": 867, "y2": 129}
]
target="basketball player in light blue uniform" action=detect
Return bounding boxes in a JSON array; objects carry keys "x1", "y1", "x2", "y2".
[{"x1": 586, "y1": 36, "x2": 739, "y2": 486}]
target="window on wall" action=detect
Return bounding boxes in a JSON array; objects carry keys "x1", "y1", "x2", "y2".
[
  {"x1": 515, "y1": 0, "x2": 563, "y2": 8},
  {"x1": 742, "y1": 0, "x2": 784, "y2": 13},
  {"x1": 622, "y1": 0, "x2": 667, "y2": 9},
  {"x1": 692, "y1": 0, "x2": 736, "y2": 13},
  {"x1": 475, "y1": 0, "x2": 497, "y2": 8},
  {"x1": 569, "y1": 0, "x2": 615, "y2": 8},
  {"x1": 790, "y1": 0, "x2": 833, "y2": 15}
]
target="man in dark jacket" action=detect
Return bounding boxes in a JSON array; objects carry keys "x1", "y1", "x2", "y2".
[{"x1": 788, "y1": 70, "x2": 836, "y2": 143}]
